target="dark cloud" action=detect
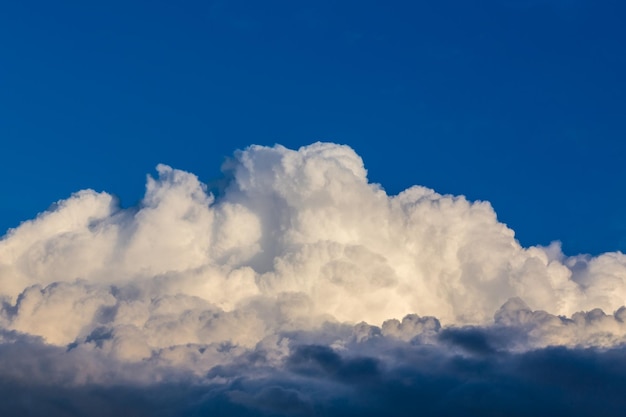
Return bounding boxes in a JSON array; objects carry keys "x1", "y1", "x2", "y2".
[
  {"x1": 439, "y1": 327, "x2": 497, "y2": 355},
  {"x1": 1, "y1": 330, "x2": 626, "y2": 416},
  {"x1": 287, "y1": 344, "x2": 382, "y2": 385}
]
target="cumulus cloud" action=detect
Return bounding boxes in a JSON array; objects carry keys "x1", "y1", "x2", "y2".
[{"x1": 1, "y1": 142, "x2": 626, "y2": 415}]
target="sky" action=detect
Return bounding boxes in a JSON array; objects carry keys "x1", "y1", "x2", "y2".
[
  {"x1": 2, "y1": 1, "x2": 626, "y2": 416},
  {"x1": 1, "y1": 0, "x2": 626, "y2": 255}
]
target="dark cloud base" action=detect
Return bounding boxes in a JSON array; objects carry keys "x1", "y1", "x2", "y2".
[{"x1": 2, "y1": 337, "x2": 626, "y2": 417}]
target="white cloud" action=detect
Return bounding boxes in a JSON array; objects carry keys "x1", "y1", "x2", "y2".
[{"x1": 1, "y1": 142, "x2": 626, "y2": 415}]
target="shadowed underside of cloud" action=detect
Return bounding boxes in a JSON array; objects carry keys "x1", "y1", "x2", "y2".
[
  {"x1": 2, "y1": 332, "x2": 626, "y2": 416},
  {"x1": 1, "y1": 142, "x2": 626, "y2": 415}
]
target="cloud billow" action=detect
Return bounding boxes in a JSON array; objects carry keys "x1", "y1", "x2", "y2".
[{"x1": 1, "y1": 142, "x2": 626, "y2": 415}]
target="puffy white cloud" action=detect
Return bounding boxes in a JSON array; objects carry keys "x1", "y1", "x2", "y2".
[
  {"x1": 1, "y1": 142, "x2": 625, "y2": 345},
  {"x1": 1, "y1": 142, "x2": 626, "y2": 415}
]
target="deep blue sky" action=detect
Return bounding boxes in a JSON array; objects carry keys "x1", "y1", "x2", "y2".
[{"x1": 1, "y1": 0, "x2": 625, "y2": 255}]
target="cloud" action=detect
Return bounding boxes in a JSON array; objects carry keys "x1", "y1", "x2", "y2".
[{"x1": 1, "y1": 142, "x2": 626, "y2": 415}]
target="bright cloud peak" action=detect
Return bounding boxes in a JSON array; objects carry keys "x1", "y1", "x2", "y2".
[{"x1": 1, "y1": 142, "x2": 626, "y2": 415}]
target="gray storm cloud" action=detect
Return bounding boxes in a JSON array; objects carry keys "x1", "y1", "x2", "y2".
[{"x1": 1, "y1": 143, "x2": 626, "y2": 415}]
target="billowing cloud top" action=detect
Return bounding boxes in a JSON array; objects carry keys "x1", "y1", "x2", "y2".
[{"x1": 1, "y1": 143, "x2": 626, "y2": 416}]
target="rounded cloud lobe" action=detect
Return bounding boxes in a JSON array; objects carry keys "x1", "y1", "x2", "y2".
[{"x1": 1, "y1": 142, "x2": 626, "y2": 415}]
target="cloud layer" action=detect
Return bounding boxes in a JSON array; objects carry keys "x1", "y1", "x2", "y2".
[{"x1": 1, "y1": 142, "x2": 626, "y2": 415}]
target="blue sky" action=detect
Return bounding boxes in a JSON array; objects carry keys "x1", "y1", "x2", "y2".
[
  {"x1": 4, "y1": 3, "x2": 626, "y2": 415},
  {"x1": 2, "y1": 0, "x2": 625, "y2": 255}
]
